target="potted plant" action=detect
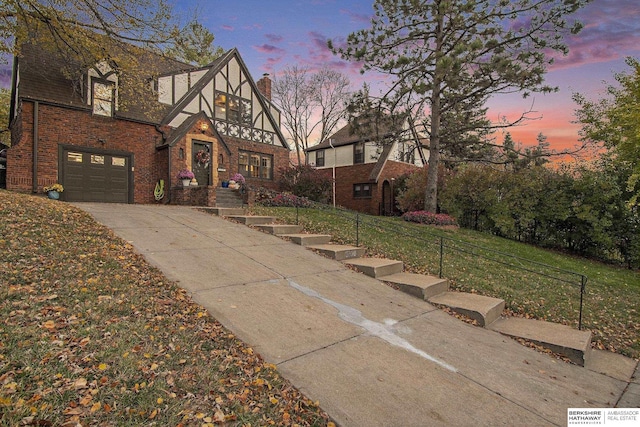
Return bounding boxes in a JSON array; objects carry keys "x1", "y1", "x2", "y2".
[
  {"x1": 177, "y1": 169, "x2": 195, "y2": 187},
  {"x1": 43, "y1": 183, "x2": 64, "y2": 200},
  {"x1": 230, "y1": 173, "x2": 245, "y2": 189}
]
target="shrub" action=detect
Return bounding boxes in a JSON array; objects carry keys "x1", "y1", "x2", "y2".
[
  {"x1": 277, "y1": 164, "x2": 331, "y2": 202},
  {"x1": 402, "y1": 211, "x2": 457, "y2": 226},
  {"x1": 259, "y1": 192, "x2": 312, "y2": 208}
]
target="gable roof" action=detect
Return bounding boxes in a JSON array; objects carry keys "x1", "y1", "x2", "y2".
[
  {"x1": 14, "y1": 41, "x2": 192, "y2": 124},
  {"x1": 159, "y1": 111, "x2": 231, "y2": 154},
  {"x1": 159, "y1": 49, "x2": 291, "y2": 150},
  {"x1": 306, "y1": 118, "x2": 400, "y2": 152}
]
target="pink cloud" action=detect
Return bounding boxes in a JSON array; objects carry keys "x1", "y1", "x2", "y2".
[
  {"x1": 221, "y1": 25, "x2": 234, "y2": 31},
  {"x1": 265, "y1": 34, "x2": 283, "y2": 43},
  {"x1": 339, "y1": 8, "x2": 371, "y2": 24},
  {"x1": 253, "y1": 44, "x2": 286, "y2": 55}
]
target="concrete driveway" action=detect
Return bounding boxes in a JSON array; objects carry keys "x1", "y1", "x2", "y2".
[{"x1": 76, "y1": 203, "x2": 634, "y2": 426}]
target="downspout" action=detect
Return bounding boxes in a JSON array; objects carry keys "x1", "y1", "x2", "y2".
[
  {"x1": 329, "y1": 139, "x2": 336, "y2": 208},
  {"x1": 32, "y1": 101, "x2": 39, "y2": 193},
  {"x1": 155, "y1": 124, "x2": 170, "y2": 203}
]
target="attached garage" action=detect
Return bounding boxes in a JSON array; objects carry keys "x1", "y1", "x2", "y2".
[{"x1": 60, "y1": 147, "x2": 132, "y2": 203}]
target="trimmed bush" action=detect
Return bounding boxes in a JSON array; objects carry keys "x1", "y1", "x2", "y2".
[{"x1": 402, "y1": 210, "x2": 457, "y2": 226}]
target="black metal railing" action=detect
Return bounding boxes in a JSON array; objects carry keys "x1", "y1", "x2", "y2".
[{"x1": 287, "y1": 202, "x2": 588, "y2": 330}]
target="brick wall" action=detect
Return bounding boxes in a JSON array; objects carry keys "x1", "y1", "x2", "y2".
[
  {"x1": 316, "y1": 160, "x2": 422, "y2": 215},
  {"x1": 8, "y1": 101, "x2": 164, "y2": 203}
]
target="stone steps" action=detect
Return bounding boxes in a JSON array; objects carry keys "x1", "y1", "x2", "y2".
[
  {"x1": 488, "y1": 317, "x2": 592, "y2": 366},
  {"x1": 227, "y1": 215, "x2": 276, "y2": 225},
  {"x1": 281, "y1": 233, "x2": 332, "y2": 246},
  {"x1": 428, "y1": 292, "x2": 505, "y2": 327},
  {"x1": 382, "y1": 273, "x2": 449, "y2": 301},
  {"x1": 220, "y1": 213, "x2": 598, "y2": 368},
  {"x1": 202, "y1": 207, "x2": 246, "y2": 216},
  {"x1": 256, "y1": 224, "x2": 304, "y2": 235},
  {"x1": 216, "y1": 187, "x2": 244, "y2": 208},
  {"x1": 307, "y1": 244, "x2": 366, "y2": 261},
  {"x1": 342, "y1": 257, "x2": 403, "y2": 279}
]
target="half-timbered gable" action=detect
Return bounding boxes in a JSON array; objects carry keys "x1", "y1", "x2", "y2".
[{"x1": 158, "y1": 49, "x2": 287, "y2": 149}]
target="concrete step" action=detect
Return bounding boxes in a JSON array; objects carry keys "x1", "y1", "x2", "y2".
[
  {"x1": 255, "y1": 224, "x2": 304, "y2": 235},
  {"x1": 382, "y1": 273, "x2": 449, "y2": 300},
  {"x1": 488, "y1": 317, "x2": 592, "y2": 366},
  {"x1": 215, "y1": 188, "x2": 244, "y2": 208},
  {"x1": 343, "y1": 257, "x2": 403, "y2": 278},
  {"x1": 428, "y1": 292, "x2": 505, "y2": 328},
  {"x1": 227, "y1": 215, "x2": 276, "y2": 225},
  {"x1": 201, "y1": 207, "x2": 246, "y2": 216},
  {"x1": 307, "y1": 244, "x2": 366, "y2": 261},
  {"x1": 281, "y1": 233, "x2": 332, "y2": 246}
]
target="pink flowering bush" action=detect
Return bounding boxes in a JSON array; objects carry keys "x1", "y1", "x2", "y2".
[{"x1": 401, "y1": 211, "x2": 457, "y2": 227}]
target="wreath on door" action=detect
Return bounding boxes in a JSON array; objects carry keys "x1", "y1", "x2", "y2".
[{"x1": 195, "y1": 149, "x2": 210, "y2": 165}]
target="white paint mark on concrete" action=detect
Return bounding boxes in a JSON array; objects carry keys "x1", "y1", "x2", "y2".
[{"x1": 287, "y1": 279, "x2": 457, "y2": 373}]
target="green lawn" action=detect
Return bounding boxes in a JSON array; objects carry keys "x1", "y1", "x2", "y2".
[{"x1": 252, "y1": 205, "x2": 640, "y2": 360}]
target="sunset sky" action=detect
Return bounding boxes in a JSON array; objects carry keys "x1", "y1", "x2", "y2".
[
  {"x1": 3, "y1": 1, "x2": 639, "y2": 153},
  {"x1": 184, "y1": 0, "x2": 640, "y2": 152}
]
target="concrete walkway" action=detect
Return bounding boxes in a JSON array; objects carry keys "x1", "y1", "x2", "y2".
[{"x1": 76, "y1": 203, "x2": 634, "y2": 426}]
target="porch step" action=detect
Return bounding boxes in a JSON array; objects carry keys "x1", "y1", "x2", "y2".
[
  {"x1": 216, "y1": 187, "x2": 244, "y2": 208},
  {"x1": 343, "y1": 257, "x2": 403, "y2": 278},
  {"x1": 281, "y1": 233, "x2": 332, "y2": 246},
  {"x1": 488, "y1": 317, "x2": 592, "y2": 366},
  {"x1": 428, "y1": 292, "x2": 505, "y2": 327},
  {"x1": 227, "y1": 215, "x2": 276, "y2": 225},
  {"x1": 307, "y1": 244, "x2": 366, "y2": 261},
  {"x1": 202, "y1": 207, "x2": 246, "y2": 216},
  {"x1": 382, "y1": 273, "x2": 449, "y2": 300},
  {"x1": 256, "y1": 224, "x2": 304, "y2": 235}
]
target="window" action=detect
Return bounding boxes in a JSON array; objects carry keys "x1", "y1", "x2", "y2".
[
  {"x1": 354, "y1": 142, "x2": 365, "y2": 164},
  {"x1": 238, "y1": 151, "x2": 273, "y2": 180},
  {"x1": 92, "y1": 80, "x2": 114, "y2": 117},
  {"x1": 316, "y1": 150, "x2": 325, "y2": 167},
  {"x1": 353, "y1": 183, "x2": 372, "y2": 198},
  {"x1": 214, "y1": 91, "x2": 251, "y2": 125}
]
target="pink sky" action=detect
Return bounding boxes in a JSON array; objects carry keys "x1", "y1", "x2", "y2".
[{"x1": 189, "y1": 0, "x2": 640, "y2": 153}]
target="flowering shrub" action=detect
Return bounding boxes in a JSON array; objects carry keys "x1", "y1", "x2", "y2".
[
  {"x1": 231, "y1": 173, "x2": 246, "y2": 184},
  {"x1": 43, "y1": 183, "x2": 64, "y2": 193},
  {"x1": 402, "y1": 211, "x2": 457, "y2": 227},
  {"x1": 177, "y1": 169, "x2": 195, "y2": 180},
  {"x1": 260, "y1": 192, "x2": 312, "y2": 208}
]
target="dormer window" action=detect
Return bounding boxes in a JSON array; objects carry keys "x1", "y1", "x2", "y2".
[
  {"x1": 92, "y1": 80, "x2": 114, "y2": 117},
  {"x1": 88, "y1": 61, "x2": 118, "y2": 117}
]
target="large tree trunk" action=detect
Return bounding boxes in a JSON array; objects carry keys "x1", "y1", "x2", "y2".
[{"x1": 424, "y1": 7, "x2": 444, "y2": 213}]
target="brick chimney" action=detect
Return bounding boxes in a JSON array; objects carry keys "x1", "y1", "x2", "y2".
[{"x1": 256, "y1": 73, "x2": 272, "y2": 101}]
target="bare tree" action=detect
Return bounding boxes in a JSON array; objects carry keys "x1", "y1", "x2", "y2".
[{"x1": 272, "y1": 65, "x2": 350, "y2": 165}]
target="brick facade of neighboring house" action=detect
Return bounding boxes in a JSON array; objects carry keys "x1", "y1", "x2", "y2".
[
  {"x1": 307, "y1": 121, "x2": 428, "y2": 215},
  {"x1": 7, "y1": 42, "x2": 289, "y2": 206}
]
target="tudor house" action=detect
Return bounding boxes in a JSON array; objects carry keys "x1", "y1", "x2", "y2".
[
  {"x1": 7, "y1": 41, "x2": 290, "y2": 205},
  {"x1": 306, "y1": 121, "x2": 429, "y2": 215}
]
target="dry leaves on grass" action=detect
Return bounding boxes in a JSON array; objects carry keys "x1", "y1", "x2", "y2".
[{"x1": 0, "y1": 190, "x2": 333, "y2": 426}]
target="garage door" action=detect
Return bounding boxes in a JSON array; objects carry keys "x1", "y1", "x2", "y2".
[{"x1": 62, "y1": 149, "x2": 131, "y2": 203}]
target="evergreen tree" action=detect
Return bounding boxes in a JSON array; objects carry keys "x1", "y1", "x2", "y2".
[{"x1": 331, "y1": 0, "x2": 588, "y2": 212}]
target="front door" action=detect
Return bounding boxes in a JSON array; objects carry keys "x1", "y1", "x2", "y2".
[{"x1": 192, "y1": 141, "x2": 212, "y2": 186}]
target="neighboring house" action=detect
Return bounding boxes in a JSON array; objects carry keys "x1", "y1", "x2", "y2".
[
  {"x1": 306, "y1": 120, "x2": 429, "y2": 215},
  {"x1": 7, "y1": 41, "x2": 289, "y2": 205}
]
